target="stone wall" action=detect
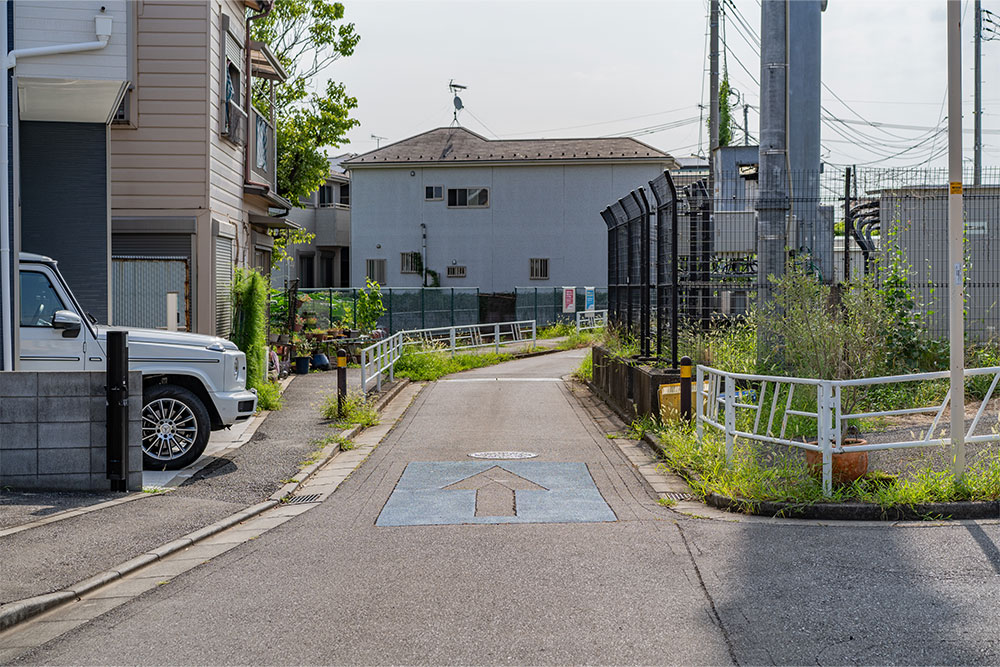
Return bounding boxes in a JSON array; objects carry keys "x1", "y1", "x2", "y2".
[{"x1": 0, "y1": 371, "x2": 142, "y2": 491}]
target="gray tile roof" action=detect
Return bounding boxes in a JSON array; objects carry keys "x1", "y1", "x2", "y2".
[{"x1": 343, "y1": 127, "x2": 676, "y2": 168}]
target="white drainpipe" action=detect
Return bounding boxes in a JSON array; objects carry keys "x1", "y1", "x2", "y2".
[{"x1": 0, "y1": 6, "x2": 112, "y2": 370}]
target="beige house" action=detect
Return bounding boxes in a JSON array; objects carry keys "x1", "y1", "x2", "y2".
[{"x1": 110, "y1": 0, "x2": 293, "y2": 336}]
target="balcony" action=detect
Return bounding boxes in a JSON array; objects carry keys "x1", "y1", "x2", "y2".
[{"x1": 250, "y1": 109, "x2": 276, "y2": 191}]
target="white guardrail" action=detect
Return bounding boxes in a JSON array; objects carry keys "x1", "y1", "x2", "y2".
[
  {"x1": 575, "y1": 309, "x2": 607, "y2": 333},
  {"x1": 696, "y1": 364, "x2": 1000, "y2": 495},
  {"x1": 360, "y1": 320, "x2": 538, "y2": 393}
]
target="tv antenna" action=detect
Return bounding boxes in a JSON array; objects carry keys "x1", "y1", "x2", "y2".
[
  {"x1": 370, "y1": 133, "x2": 387, "y2": 148},
  {"x1": 449, "y1": 80, "x2": 466, "y2": 125}
]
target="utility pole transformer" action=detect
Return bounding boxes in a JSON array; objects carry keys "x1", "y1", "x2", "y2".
[{"x1": 756, "y1": 0, "x2": 788, "y2": 320}]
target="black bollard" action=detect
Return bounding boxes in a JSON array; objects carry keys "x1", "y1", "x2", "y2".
[
  {"x1": 106, "y1": 331, "x2": 129, "y2": 492},
  {"x1": 337, "y1": 348, "x2": 347, "y2": 417},
  {"x1": 679, "y1": 356, "x2": 693, "y2": 422}
]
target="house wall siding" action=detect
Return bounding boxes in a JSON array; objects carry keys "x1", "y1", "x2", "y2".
[
  {"x1": 349, "y1": 162, "x2": 671, "y2": 292},
  {"x1": 14, "y1": 0, "x2": 128, "y2": 82}
]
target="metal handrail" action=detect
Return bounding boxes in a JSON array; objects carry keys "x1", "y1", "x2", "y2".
[
  {"x1": 695, "y1": 363, "x2": 1000, "y2": 496},
  {"x1": 575, "y1": 309, "x2": 607, "y2": 333},
  {"x1": 360, "y1": 320, "x2": 537, "y2": 393}
]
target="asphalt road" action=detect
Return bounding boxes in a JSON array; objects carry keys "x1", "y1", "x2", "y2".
[{"x1": 10, "y1": 350, "x2": 1000, "y2": 665}]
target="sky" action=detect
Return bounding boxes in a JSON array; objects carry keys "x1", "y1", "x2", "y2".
[{"x1": 316, "y1": 0, "x2": 998, "y2": 170}]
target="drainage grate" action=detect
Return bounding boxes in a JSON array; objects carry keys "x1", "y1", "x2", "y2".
[
  {"x1": 468, "y1": 451, "x2": 539, "y2": 460},
  {"x1": 286, "y1": 494, "x2": 323, "y2": 505},
  {"x1": 661, "y1": 491, "x2": 696, "y2": 502}
]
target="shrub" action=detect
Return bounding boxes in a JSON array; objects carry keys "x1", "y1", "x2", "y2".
[
  {"x1": 321, "y1": 391, "x2": 379, "y2": 428},
  {"x1": 255, "y1": 381, "x2": 284, "y2": 411},
  {"x1": 356, "y1": 278, "x2": 386, "y2": 333},
  {"x1": 232, "y1": 268, "x2": 268, "y2": 390}
]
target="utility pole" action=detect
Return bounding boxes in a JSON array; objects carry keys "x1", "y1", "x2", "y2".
[
  {"x1": 947, "y1": 0, "x2": 966, "y2": 477},
  {"x1": 709, "y1": 0, "x2": 720, "y2": 189},
  {"x1": 756, "y1": 0, "x2": 788, "y2": 344},
  {"x1": 744, "y1": 103, "x2": 750, "y2": 146},
  {"x1": 975, "y1": 0, "x2": 982, "y2": 186}
]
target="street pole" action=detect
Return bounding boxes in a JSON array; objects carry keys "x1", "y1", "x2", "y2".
[
  {"x1": 709, "y1": 0, "x2": 720, "y2": 189},
  {"x1": 947, "y1": 0, "x2": 966, "y2": 477},
  {"x1": 975, "y1": 0, "x2": 982, "y2": 186}
]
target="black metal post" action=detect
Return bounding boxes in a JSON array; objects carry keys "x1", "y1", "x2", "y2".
[
  {"x1": 679, "y1": 355, "x2": 693, "y2": 421},
  {"x1": 843, "y1": 166, "x2": 852, "y2": 284},
  {"x1": 634, "y1": 189, "x2": 652, "y2": 358},
  {"x1": 337, "y1": 348, "x2": 347, "y2": 417},
  {"x1": 106, "y1": 330, "x2": 129, "y2": 492}
]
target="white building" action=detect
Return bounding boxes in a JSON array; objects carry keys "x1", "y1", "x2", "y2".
[{"x1": 344, "y1": 127, "x2": 676, "y2": 292}]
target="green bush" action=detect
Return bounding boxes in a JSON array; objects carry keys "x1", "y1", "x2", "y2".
[
  {"x1": 232, "y1": 268, "x2": 268, "y2": 390},
  {"x1": 356, "y1": 279, "x2": 386, "y2": 333},
  {"x1": 255, "y1": 381, "x2": 284, "y2": 411}
]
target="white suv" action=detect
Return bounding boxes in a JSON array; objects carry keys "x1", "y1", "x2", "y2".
[{"x1": 18, "y1": 252, "x2": 257, "y2": 470}]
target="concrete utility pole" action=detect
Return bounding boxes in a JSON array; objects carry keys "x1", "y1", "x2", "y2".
[
  {"x1": 709, "y1": 0, "x2": 720, "y2": 189},
  {"x1": 947, "y1": 0, "x2": 966, "y2": 476},
  {"x1": 756, "y1": 0, "x2": 788, "y2": 322},
  {"x1": 975, "y1": 0, "x2": 982, "y2": 186}
]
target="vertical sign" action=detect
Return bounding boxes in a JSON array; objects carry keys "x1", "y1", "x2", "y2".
[
  {"x1": 562, "y1": 286, "x2": 576, "y2": 314},
  {"x1": 585, "y1": 287, "x2": 595, "y2": 311}
]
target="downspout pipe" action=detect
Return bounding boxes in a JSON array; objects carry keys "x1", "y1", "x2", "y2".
[{"x1": 0, "y1": 8, "x2": 112, "y2": 370}]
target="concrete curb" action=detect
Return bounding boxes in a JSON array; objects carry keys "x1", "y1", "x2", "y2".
[{"x1": 0, "y1": 378, "x2": 411, "y2": 633}]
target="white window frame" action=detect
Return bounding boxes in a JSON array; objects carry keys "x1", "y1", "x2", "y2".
[
  {"x1": 529, "y1": 258, "x2": 549, "y2": 280},
  {"x1": 400, "y1": 252, "x2": 420, "y2": 274},
  {"x1": 447, "y1": 187, "x2": 489, "y2": 209},
  {"x1": 366, "y1": 259, "x2": 387, "y2": 285},
  {"x1": 446, "y1": 265, "x2": 467, "y2": 279},
  {"x1": 425, "y1": 185, "x2": 443, "y2": 201}
]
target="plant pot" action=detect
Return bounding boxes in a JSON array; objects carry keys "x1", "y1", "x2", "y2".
[
  {"x1": 312, "y1": 353, "x2": 331, "y2": 371},
  {"x1": 293, "y1": 356, "x2": 311, "y2": 375},
  {"x1": 267, "y1": 333, "x2": 279, "y2": 344},
  {"x1": 805, "y1": 438, "x2": 868, "y2": 485},
  {"x1": 277, "y1": 334, "x2": 290, "y2": 345}
]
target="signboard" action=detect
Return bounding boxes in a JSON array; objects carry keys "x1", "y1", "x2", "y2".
[
  {"x1": 584, "y1": 286, "x2": 595, "y2": 311},
  {"x1": 562, "y1": 286, "x2": 576, "y2": 313}
]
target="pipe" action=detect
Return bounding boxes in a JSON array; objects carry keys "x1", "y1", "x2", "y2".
[
  {"x1": 1, "y1": 9, "x2": 112, "y2": 370},
  {"x1": 420, "y1": 223, "x2": 427, "y2": 287}
]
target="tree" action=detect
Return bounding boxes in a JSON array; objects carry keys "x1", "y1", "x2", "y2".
[
  {"x1": 718, "y1": 75, "x2": 734, "y2": 147},
  {"x1": 250, "y1": 0, "x2": 361, "y2": 204}
]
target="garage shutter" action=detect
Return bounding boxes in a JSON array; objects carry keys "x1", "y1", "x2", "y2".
[{"x1": 215, "y1": 236, "x2": 233, "y2": 337}]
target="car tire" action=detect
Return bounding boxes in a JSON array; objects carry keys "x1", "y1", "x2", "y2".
[{"x1": 141, "y1": 384, "x2": 211, "y2": 470}]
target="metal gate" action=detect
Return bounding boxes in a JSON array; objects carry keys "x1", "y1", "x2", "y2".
[{"x1": 112, "y1": 256, "x2": 191, "y2": 330}]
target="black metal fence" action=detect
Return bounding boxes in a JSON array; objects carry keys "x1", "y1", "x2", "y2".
[{"x1": 602, "y1": 165, "x2": 1000, "y2": 364}]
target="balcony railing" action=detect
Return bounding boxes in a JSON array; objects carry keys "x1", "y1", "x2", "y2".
[{"x1": 250, "y1": 108, "x2": 276, "y2": 191}]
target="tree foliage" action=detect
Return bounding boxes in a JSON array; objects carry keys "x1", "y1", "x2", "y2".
[
  {"x1": 250, "y1": 0, "x2": 361, "y2": 203},
  {"x1": 718, "y1": 76, "x2": 734, "y2": 147}
]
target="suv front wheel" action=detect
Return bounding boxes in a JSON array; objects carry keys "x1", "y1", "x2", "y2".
[{"x1": 141, "y1": 384, "x2": 211, "y2": 470}]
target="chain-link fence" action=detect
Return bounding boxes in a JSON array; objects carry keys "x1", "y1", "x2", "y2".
[{"x1": 296, "y1": 287, "x2": 480, "y2": 333}]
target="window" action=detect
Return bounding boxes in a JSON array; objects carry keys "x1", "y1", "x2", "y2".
[
  {"x1": 529, "y1": 258, "x2": 549, "y2": 280},
  {"x1": 339, "y1": 183, "x2": 350, "y2": 206},
  {"x1": 446, "y1": 265, "x2": 467, "y2": 279},
  {"x1": 366, "y1": 259, "x2": 387, "y2": 285},
  {"x1": 299, "y1": 254, "x2": 315, "y2": 288},
  {"x1": 400, "y1": 252, "x2": 420, "y2": 274},
  {"x1": 447, "y1": 187, "x2": 488, "y2": 208},
  {"x1": 19, "y1": 271, "x2": 67, "y2": 327},
  {"x1": 220, "y1": 17, "x2": 246, "y2": 146},
  {"x1": 319, "y1": 184, "x2": 334, "y2": 207},
  {"x1": 425, "y1": 186, "x2": 443, "y2": 201}
]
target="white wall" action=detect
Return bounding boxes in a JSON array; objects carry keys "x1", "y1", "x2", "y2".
[{"x1": 349, "y1": 161, "x2": 670, "y2": 291}]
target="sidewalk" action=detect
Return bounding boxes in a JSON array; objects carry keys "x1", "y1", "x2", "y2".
[{"x1": 0, "y1": 366, "x2": 393, "y2": 611}]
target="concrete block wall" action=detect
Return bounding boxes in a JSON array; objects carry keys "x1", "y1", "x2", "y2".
[{"x1": 0, "y1": 371, "x2": 143, "y2": 491}]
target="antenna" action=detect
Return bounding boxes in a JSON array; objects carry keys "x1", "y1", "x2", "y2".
[
  {"x1": 449, "y1": 79, "x2": 466, "y2": 125},
  {"x1": 370, "y1": 133, "x2": 387, "y2": 148}
]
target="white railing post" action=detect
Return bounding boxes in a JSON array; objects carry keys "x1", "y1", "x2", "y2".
[
  {"x1": 495, "y1": 323, "x2": 500, "y2": 354},
  {"x1": 361, "y1": 348, "x2": 369, "y2": 393},
  {"x1": 388, "y1": 337, "x2": 395, "y2": 383},
  {"x1": 819, "y1": 382, "x2": 832, "y2": 496},
  {"x1": 531, "y1": 320, "x2": 536, "y2": 345},
  {"x1": 696, "y1": 365, "x2": 704, "y2": 441},
  {"x1": 575, "y1": 310, "x2": 582, "y2": 333},
  {"x1": 376, "y1": 340, "x2": 383, "y2": 392},
  {"x1": 724, "y1": 373, "x2": 735, "y2": 464},
  {"x1": 450, "y1": 327, "x2": 456, "y2": 357}
]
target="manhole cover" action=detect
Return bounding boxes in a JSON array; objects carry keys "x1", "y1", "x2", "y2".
[{"x1": 468, "y1": 451, "x2": 539, "y2": 460}]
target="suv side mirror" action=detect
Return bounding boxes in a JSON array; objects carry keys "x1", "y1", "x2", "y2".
[{"x1": 52, "y1": 310, "x2": 82, "y2": 338}]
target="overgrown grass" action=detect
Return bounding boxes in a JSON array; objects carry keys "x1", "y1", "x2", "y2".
[
  {"x1": 255, "y1": 381, "x2": 284, "y2": 411},
  {"x1": 573, "y1": 351, "x2": 593, "y2": 382},
  {"x1": 537, "y1": 322, "x2": 575, "y2": 339},
  {"x1": 392, "y1": 347, "x2": 514, "y2": 381},
  {"x1": 320, "y1": 391, "x2": 379, "y2": 428},
  {"x1": 556, "y1": 330, "x2": 597, "y2": 350},
  {"x1": 653, "y1": 421, "x2": 1000, "y2": 508}
]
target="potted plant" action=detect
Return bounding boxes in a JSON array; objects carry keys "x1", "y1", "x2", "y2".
[{"x1": 292, "y1": 334, "x2": 312, "y2": 374}]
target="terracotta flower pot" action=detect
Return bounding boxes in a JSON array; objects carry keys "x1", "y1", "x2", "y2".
[{"x1": 805, "y1": 438, "x2": 868, "y2": 485}]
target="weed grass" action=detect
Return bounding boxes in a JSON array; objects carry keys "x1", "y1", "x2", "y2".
[
  {"x1": 392, "y1": 347, "x2": 514, "y2": 381},
  {"x1": 573, "y1": 351, "x2": 593, "y2": 382},
  {"x1": 255, "y1": 381, "x2": 284, "y2": 411},
  {"x1": 320, "y1": 391, "x2": 379, "y2": 428},
  {"x1": 537, "y1": 322, "x2": 575, "y2": 339}
]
